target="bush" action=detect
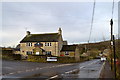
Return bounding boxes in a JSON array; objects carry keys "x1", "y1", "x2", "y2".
[
  {"x1": 27, "y1": 55, "x2": 77, "y2": 63},
  {"x1": 27, "y1": 55, "x2": 47, "y2": 62},
  {"x1": 2, "y1": 53, "x2": 21, "y2": 60}
]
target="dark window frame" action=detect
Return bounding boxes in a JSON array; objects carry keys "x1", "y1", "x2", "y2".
[{"x1": 26, "y1": 51, "x2": 32, "y2": 55}]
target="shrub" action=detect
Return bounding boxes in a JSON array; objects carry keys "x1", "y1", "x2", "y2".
[{"x1": 2, "y1": 53, "x2": 21, "y2": 60}]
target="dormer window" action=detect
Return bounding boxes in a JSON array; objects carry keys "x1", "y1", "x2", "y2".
[{"x1": 26, "y1": 43, "x2": 32, "y2": 47}]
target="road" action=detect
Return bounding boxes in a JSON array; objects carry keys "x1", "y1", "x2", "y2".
[{"x1": 2, "y1": 59, "x2": 104, "y2": 79}]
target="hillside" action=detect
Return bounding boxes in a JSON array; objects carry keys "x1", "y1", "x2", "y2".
[
  {"x1": 80, "y1": 39, "x2": 120, "y2": 58},
  {"x1": 78, "y1": 39, "x2": 120, "y2": 79}
]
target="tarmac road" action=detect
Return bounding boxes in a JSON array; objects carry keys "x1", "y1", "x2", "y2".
[{"x1": 2, "y1": 59, "x2": 104, "y2": 79}]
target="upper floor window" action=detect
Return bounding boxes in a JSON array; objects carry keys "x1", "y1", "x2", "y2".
[
  {"x1": 26, "y1": 43, "x2": 32, "y2": 47},
  {"x1": 45, "y1": 42, "x2": 51, "y2": 46}
]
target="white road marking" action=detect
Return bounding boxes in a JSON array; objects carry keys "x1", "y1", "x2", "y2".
[
  {"x1": 17, "y1": 71, "x2": 23, "y2": 73},
  {"x1": 31, "y1": 69, "x2": 35, "y2": 71},
  {"x1": 26, "y1": 69, "x2": 31, "y2": 72},
  {"x1": 80, "y1": 66, "x2": 85, "y2": 69},
  {"x1": 98, "y1": 62, "x2": 105, "y2": 77},
  {"x1": 65, "y1": 69, "x2": 78, "y2": 74},
  {"x1": 35, "y1": 67, "x2": 39, "y2": 70},
  {"x1": 47, "y1": 75, "x2": 58, "y2": 80},
  {"x1": 9, "y1": 73, "x2": 14, "y2": 75}
]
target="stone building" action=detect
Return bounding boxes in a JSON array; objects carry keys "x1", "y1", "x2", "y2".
[
  {"x1": 20, "y1": 28, "x2": 63, "y2": 57},
  {"x1": 60, "y1": 45, "x2": 80, "y2": 61}
]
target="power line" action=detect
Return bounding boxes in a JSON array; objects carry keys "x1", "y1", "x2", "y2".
[{"x1": 88, "y1": 0, "x2": 96, "y2": 43}]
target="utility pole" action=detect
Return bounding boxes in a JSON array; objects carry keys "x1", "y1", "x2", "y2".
[
  {"x1": 110, "y1": 19, "x2": 113, "y2": 41},
  {"x1": 110, "y1": 19, "x2": 113, "y2": 70},
  {"x1": 85, "y1": 45, "x2": 87, "y2": 53},
  {"x1": 113, "y1": 35, "x2": 116, "y2": 79}
]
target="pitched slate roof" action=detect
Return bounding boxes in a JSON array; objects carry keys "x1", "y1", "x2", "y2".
[
  {"x1": 61, "y1": 45, "x2": 77, "y2": 51},
  {"x1": 20, "y1": 33, "x2": 60, "y2": 43}
]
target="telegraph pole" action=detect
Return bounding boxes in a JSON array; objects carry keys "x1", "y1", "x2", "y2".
[
  {"x1": 110, "y1": 19, "x2": 116, "y2": 79},
  {"x1": 110, "y1": 19, "x2": 113, "y2": 41},
  {"x1": 110, "y1": 19, "x2": 113, "y2": 70},
  {"x1": 113, "y1": 35, "x2": 116, "y2": 79}
]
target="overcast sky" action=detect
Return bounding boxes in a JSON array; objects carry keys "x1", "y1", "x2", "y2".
[{"x1": 1, "y1": 1, "x2": 118, "y2": 47}]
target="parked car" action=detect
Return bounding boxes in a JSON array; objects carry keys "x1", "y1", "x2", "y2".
[{"x1": 101, "y1": 57, "x2": 106, "y2": 61}]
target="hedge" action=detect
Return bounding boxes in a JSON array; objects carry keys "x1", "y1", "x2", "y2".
[
  {"x1": 27, "y1": 55, "x2": 89, "y2": 63},
  {"x1": 2, "y1": 53, "x2": 21, "y2": 60}
]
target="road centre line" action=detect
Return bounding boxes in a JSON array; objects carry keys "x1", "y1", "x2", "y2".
[
  {"x1": 2, "y1": 64, "x2": 73, "y2": 76},
  {"x1": 9, "y1": 72, "x2": 15, "y2": 75},
  {"x1": 47, "y1": 75, "x2": 59, "y2": 80},
  {"x1": 17, "y1": 71, "x2": 23, "y2": 73}
]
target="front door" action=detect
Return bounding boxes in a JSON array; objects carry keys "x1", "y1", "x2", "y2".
[{"x1": 36, "y1": 52, "x2": 39, "y2": 55}]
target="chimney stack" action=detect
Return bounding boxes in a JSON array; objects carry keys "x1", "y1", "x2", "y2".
[
  {"x1": 26, "y1": 31, "x2": 30, "y2": 35},
  {"x1": 58, "y1": 28, "x2": 62, "y2": 35}
]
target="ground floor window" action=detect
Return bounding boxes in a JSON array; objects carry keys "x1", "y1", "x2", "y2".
[
  {"x1": 26, "y1": 51, "x2": 32, "y2": 55},
  {"x1": 46, "y1": 51, "x2": 51, "y2": 55},
  {"x1": 65, "y1": 52, "x2": 69, "y2": 55}
]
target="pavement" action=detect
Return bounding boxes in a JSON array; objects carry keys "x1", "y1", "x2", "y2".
[
  {"x1": 99, "y1": 61, "x2": 115, "y2": 80},
  {"x1": 1, "y1": 59, "x2": 115, "y2": 80}
]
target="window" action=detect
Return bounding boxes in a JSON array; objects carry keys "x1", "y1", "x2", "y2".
[
  {"x1": 65, "y1": 52, "x2": 69, "y2": 55},
  {"x1": 26, "y1": 43, "x2": 32, "y2": 47},
  {"x1": 45, "y1": 42, "x2": 51, "y2": 46},
  {"x1": 45, "y1": 43, "x2": 47, "y2": 46},
  {"x1": 46, "y1": 51, "x2": 51, "y2": 55},
  {"x1": 36, "y1": 52, "x2": 39, "y2": 55},
  {"x1": 26, "y1": 51, "x2": 32, "y2": 55},
  {"x1": 49, "y1": 43, "x2": 51, "y2": 46}
]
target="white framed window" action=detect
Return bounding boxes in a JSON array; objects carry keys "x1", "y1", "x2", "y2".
[
  {"x1": 65, "y1": 52, "x2": 69, "y2": 55},
  {"x1": 49, "y1": 43, "x2": 51, "y2": 46},
  {"x1": 45, "y1": 42, "x2": 51, "y2": 46},
  {"x1": 26, "y1": 43, "x2": 32, "y2": 47}
]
